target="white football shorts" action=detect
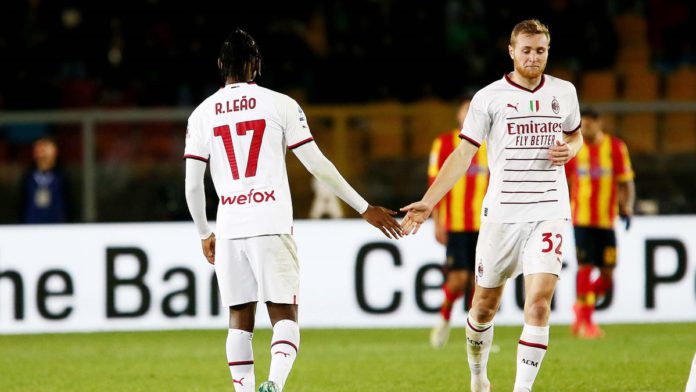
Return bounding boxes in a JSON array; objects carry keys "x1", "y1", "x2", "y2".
[
  {"x1": 474, "y1": 219, "x2": 568, "y2": 288},
  {"x1": 215, "y1": 234, "x2": 300, "y2": 307}
]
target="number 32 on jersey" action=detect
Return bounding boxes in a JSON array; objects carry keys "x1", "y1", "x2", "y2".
[{"x1": 542, "y1": 232, "x2": 563, "y2": 256}]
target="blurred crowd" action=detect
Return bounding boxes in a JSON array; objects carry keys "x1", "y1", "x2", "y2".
[
  {"x1": 2, "y1": 0, "x2": 693, "y2": 109},
  {"x1": 1, "y1": 0, "x2": 696, "y2": 223}
]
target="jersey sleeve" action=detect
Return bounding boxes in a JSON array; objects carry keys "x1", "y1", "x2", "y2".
[
  {"x1": 460, "y1": 92, "x2": 490, "y2": 147},
  {"x1": 183, "y1": 110, "x2": 210, "y2": 162},
  {"x1": 563, "y1": 85, "x2": 582, "y2": 134},
  {"x1": 613, "y1": 139, "x2": 635, "y2": 182},
  {"x1": 427, "y1": 136, "x2": 443, "y2": 185},
  {"x1": 283, "y1": 98, "x2": 315, "y2": 150}
]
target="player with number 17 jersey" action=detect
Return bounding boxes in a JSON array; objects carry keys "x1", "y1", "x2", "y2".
[
  {"x1": 184, "y1": 28, "x2": 401, "y2": 392},
  {"x1": 185, "y1": 82, "x2": 316, "y2": 239}
]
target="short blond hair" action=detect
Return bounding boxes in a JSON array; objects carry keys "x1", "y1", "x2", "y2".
[{"x1": 510, "y1": 19, "x2": 550, "y2": 46}]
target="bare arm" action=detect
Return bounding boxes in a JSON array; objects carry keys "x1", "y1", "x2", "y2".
[
  {"x1": 549, "y1": 131, "x2": 583, "y2": 166},
  {"x1": 618, "y1": 179, "x2": 636, "y2": 217},
  {"x1": 400, "y1": 140, "x2": 479, "y2": 234},
  {"x1": 617, "y1": 180, "x2": 635, "y2": 230},
  {"x1": 432, "y1": 208, "x2": 447, "y2": 245},
  {"x1": 564, "y1": 130, "x2": 584, "y2": 157}
]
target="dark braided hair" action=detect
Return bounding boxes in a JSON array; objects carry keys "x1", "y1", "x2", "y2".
[{"x1": 219, "y1": 28, "x2": 262, "y2": 82}]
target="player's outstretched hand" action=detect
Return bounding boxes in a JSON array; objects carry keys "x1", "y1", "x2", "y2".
[
  {"x1": 361, "y1": 205, "x2": 403, "y2": 239},
  {"x1": 201, "y1": 233, "x2": 216, "y2": 265},
  {"x1": 548, "y1": 139, "x2": 572, "y2": 166},
  {"x1": 399, "y1": 201, "x2": 433, "y2": 235}
]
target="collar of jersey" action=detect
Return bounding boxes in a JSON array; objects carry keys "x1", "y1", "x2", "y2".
[
  {"x1": 225, "y1": 82, "x2": 257, "y2": 89},
  {"x1": 503, "y1": 73, "x2": 546, "y2": 93}
]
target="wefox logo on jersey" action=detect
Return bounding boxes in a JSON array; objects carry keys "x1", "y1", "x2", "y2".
[{"x1": 221, "y1": 189, "x2": 276, "y2": 206}]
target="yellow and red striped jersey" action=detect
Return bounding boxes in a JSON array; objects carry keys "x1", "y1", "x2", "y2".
[
  {"x1": 428, "y1": 129, "x2": 489, "y2": 232},
  {"x1": 565, "y1": 135, "x2": 634, "y2": 229}
]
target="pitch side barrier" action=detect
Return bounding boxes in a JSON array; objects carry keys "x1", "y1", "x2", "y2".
[
  {"x1": 0, "y1": 217, "x2": 694, "y2": 334},
  {"x1": 1, "y1": 101, "x2": 695, "y2": 222}
]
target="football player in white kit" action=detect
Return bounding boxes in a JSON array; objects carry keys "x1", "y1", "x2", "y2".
[
  {"x1": 401, "y1": 20, "x2": 583, "y2": 392},
  {"x1": 184, "y1": 29, "x2": 402, "y2": 392}
]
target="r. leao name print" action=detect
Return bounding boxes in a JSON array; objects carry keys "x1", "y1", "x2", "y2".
[{"x1": 215, "y1": 95, "x2": 257, "y2": 114}]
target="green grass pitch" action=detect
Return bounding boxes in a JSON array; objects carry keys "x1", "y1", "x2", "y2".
[{"x1": 1, "y1": 323, "x2": 694, "y2": 391}]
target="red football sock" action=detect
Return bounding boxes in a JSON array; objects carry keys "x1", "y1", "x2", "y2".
[
  {"x1": 440, "y1": 284, "x2": 463, "y2": 321},
  {"x1": 576, "y1": 266, "x2": 593, "y2": 298},
  {"x1": 591, "y1": 275, "x2": 612, "y2": 297},
  {"x1": 580, "y1": 303, "x2": 595, "y2": 325}
]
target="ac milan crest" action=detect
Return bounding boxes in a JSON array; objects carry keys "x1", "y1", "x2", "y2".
[
  {"x1": 477, "y1": 263, "x2": 484, "y2": 277},
  {"x1": 551, "y1": 97, "x2": 560, "y2": 114}
]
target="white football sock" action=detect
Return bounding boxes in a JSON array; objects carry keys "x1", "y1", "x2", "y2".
[
  {"x1": 686, "y1": 352, "x2": 696, "y2": 392},
  {"x1": 466, "y1": 316, "x2": 494, "y2": 391},
  {"x1": 226, "y1": 329, "x2": 255, "y2": 392},
  {"x1": 514, "y1": 324, "x2": 549, "y2": 392},
  {"x1": 268, "y1": 319, "x2": 300, "y2": 391}
]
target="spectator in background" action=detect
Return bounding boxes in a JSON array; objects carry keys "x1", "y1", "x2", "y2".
[
  {"x1": 21, "y1": 137, "x2": 71, "y2": 223},
  {"x1": 308, "y1": 177, "x2": 343, "y2": 219}
]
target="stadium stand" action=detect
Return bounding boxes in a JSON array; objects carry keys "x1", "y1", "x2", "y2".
[
  {"x1": 664, "y1": 67, "x2": 696, "y2": 153},
  {"x1": 1, "y1": 4, "x2": 696, "y2": 221}
]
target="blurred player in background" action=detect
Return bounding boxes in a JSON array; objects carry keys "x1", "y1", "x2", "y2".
[
  {"x1": 429, "y1": 97, "x2": 489, "y2": 348},
  {"x1": 401, "y1": 19, "x2": 583, "y2": 392},
  {"x1": 184, "y1": 28, "x2": 401, "y2": 392},
  {"x1": 565, "y1": 108, "x2": 635, "y2": 339}
]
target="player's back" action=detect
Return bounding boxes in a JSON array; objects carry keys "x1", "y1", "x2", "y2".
[{"x1": 186, "y1": 82, "x2": 312, "y2": 239}]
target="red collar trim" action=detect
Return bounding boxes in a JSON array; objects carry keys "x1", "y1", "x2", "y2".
[{"x1": 504, "y1": 73, "x2": 545, "y2": 93}]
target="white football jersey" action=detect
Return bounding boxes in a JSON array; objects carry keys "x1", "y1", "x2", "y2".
[
  {"x1": 460, "y1": 74, "x2": 581, "y2": 223},
  {"x1": 184, "y1": 83, "x2": 314, "y2": 239}
]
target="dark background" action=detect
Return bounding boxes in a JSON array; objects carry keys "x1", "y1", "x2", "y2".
[{"x1": 1, "y1": 0, "x2": 695, "y2": 223}]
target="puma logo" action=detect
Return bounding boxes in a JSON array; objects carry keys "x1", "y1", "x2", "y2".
[
  {"x1": 274, "y1": 351, "x2": 291, "y2": 357},
  {"x1": 507, "y1": 103, "x2": 519, "y2": 112},
  {"x1": 233, "y1": 377, "x2": 245, "y2": 386}
]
